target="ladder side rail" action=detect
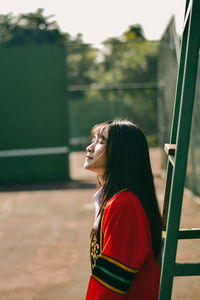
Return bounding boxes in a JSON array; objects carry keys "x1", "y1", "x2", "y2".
[
  {"x1": 183, "y1": 0, "x2": 193, "y2": 32},
  {"x1": 159, "y1": 0, "x2": 200, "y2": 298},
  {"x1": 162, "y1": 0, "x2": 190, "y2": 230},
  {"x1": 170, "y1": 0, "x2": 190, "y2": 144}
]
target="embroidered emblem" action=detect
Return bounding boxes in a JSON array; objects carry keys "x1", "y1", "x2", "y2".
[{"x1": 90, "y1": 233, "x2": 100, "y2": 269}]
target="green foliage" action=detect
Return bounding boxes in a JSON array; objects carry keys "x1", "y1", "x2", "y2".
[
  {"x1": 100, "y1": 38, "x2": 158, "y2": 84},
  {"x1": 0, "y1": 8, "x2": 68, "y2": 45},
  {"x1": 67, "y1": 24, "x2": 159, "y2": 143},
  {"x1": 123, "y1": 24, "x2": 145, "y2": 42},
  {"x1": 67, "y1": 34, "x2": 99, "y2": 99},
  {"x1": 77, "y1": 25, "x2": 158, "y2": 97}
]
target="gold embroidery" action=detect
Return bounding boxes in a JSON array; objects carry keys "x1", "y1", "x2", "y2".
[
  {"x1": 90, "y1": 188, "x2": 128, "y2": 272},
  {"x1": 100, "y1": 253, "x2": 138, "y2": 273},
  {"x1": 92, "y1": 275, "x2": 127, "y2": 295},
  {"x1": 91, "y1": 234, "x2": 100, "y2": 269}
]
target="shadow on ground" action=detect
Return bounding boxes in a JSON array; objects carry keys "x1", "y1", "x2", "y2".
[{"x1": 0, "y1": 180, "x2": 96, "y2": 192}]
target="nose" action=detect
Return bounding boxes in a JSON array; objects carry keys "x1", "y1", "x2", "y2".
[{"x1": 86, "y1": 142, "x2": 94, "y2": 153}]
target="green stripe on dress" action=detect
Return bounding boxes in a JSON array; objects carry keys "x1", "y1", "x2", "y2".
[{"x1": 95, "y1": 264, "x2": 133, "y2": 284}]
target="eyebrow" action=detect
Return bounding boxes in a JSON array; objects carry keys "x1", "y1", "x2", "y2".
[
  {"x1": 92, "y1": 126, "x2": 108, "y2": 141},
  {"x1": 98, "y1": 133, "x2": 107, "y2": 140}
]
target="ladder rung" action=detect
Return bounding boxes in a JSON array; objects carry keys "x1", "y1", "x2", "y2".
[
  {"x1": 178, "y1": 228, "x2": 200, "y2": 239},
  {"x1": 175, "y1": 263, "x2": 200, "y2": 276},
  {"x1": 162, "y1": 228, "x2": 200, "y2": 239},
  {"x1": 164, "y1": 143, "x2": 176, "y2": 156}
]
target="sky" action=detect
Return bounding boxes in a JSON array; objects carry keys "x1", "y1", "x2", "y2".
[{"x1": 1, "y1": 0, "x2": 185, "y2": 47}]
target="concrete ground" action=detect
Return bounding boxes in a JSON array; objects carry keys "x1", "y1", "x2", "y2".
[{"x1": 0, "y1": 149, "x2": 199, "y2": 300}]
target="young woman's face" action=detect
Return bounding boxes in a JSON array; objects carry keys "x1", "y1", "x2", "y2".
[{"x1": 84, "y1": 126, "x2": 109, "y2": 176}]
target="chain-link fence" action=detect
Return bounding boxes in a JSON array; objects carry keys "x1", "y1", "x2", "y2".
[
  {"x1": 69, "y1": 88, "x2": 158, "y2": 151},
  {"x1": 67, "y1": 40, "x2": 159, "y2": 151},
  {"x1": 158, "y1": 16, "x2": 200, "y2": 197},
  {"x1": 157, "y1": 17, "x2": 180, "y2": 149}
]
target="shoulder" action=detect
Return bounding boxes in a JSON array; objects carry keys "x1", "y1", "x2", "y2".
[
  {"x1": 105, "y1": 190, "x2": 144, "y2": 214},
  {"x1": 102, "y1": 189, "x2": 151, "y2": 237}
]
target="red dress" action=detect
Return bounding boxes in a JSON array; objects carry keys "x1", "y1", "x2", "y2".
[{"x1": 85, "y1": 190, "x2": 160, "y2": 299}]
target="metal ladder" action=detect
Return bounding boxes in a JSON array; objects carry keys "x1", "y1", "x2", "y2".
[{"x1": 158, "y1": 0, "x2": 200, "y2": 299}]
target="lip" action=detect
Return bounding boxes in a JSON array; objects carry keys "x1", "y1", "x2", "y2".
[{"x1": 86, "y1": 155, "x2": 93, "y2": 160}]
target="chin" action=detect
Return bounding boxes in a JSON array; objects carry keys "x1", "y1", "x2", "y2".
[
  {"x1": 84, "y1": 162, "x2": 91, "y2": 170},
  {"x1": 84, "y1": 163, "x2": 96, "y2": 174},
  {"x1": 84, "y1": 162, "x2": 88, "y2": 169}
]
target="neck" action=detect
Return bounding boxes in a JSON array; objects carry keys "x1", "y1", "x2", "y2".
[{"x1": 97, "y1": 175, "x2": 104, "y2": 186}]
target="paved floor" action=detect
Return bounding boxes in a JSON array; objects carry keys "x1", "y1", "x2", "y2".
[{"x1": 0, "y1": 149, "x2": 199, "y2": 300}]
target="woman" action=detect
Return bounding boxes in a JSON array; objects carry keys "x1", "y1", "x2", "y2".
[{"x1": 84, "y1": 119, "x2": 162, "y2": 300}]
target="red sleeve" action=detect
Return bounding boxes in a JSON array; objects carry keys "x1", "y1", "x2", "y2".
[
  {"x1": 86, "y1": 276, "x2": 126, "y2": 300},
  {"x1": 85, "y1": 191, "x2": 152, "y2": 300}
]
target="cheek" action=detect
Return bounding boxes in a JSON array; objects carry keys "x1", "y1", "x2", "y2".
[
  {"x1": 95, "y1": 147, "x2": 107, "y2": 166},
  {"x1": 93, "y1": 145, "x2": 106, "y2": 166},
  {"x1": 85, "y1": 146, "x2": 106, "y2": 173},
  {"x1": 95, "y1": 144, "x2": 105, "y2": 155}
]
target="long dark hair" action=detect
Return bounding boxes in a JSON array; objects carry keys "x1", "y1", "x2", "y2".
[{"x1": 92, "y1": 119, "x2": 162, "y2": 259}]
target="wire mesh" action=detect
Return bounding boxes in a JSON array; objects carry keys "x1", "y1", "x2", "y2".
[
  {"x1": 67, "y1": 40, "x2": 159, "y2": 151},
  {"x1": 158, "y1": 16, "x2": 200, "y2": 197}
]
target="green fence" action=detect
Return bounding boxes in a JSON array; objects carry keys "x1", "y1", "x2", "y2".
[
  {"x1": 67, "y1": 39, "x2": 159, "y2": 151},
  {"x1": 157, "y1": 17, "x2": 180, "y2": 149},
  {"x1": 158, "y1": 16, "x2": 200, "y2": 197},
  {"x1": 0, "y1": 45, "x2": 69, "y2": 183},
  {"x1": 69, "y1": 88, "x2": 158, "y2": 151}
]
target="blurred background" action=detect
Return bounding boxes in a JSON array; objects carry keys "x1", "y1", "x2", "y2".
[{"x1": 0, "y1": 1, "x2": 199, "y2": 299}]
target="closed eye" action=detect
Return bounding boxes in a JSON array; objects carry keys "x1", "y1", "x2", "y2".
[
  {"x1": 98, "y1": 135, "x2": 106, "y2": 144},
  {"x1": 91, "y1": 133, "x2": 107, "y2": 144}
]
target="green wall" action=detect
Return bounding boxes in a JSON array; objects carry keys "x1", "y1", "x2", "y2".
[{"x1": 0, "y1": 45, "x2": 69, "y2": 183}]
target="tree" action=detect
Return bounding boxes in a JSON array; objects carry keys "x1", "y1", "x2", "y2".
[
  {"x1": 67, "y1": 33, "x2": 99, "y2": 100},
  {"x1": 82, "y1": 24, "x2": 159, "y2": 140},
  {"x1": 99, "y1": 25, "x2": 158, "y2": 85},
  {"x1": 123, "y1": 24, "x2": 145, "y2": 42},
  {"x1": 0, "y1": 8, "x2": 68, "y2": 45}
]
